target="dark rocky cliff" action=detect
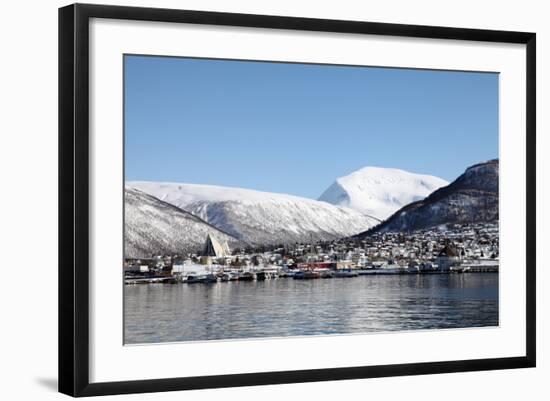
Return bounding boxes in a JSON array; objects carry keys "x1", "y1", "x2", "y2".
[{"x1": 360, "y1": 159, "x2": 499, "y2": 235}]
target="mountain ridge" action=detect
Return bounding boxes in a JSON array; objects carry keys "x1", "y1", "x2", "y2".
[
  {"x1": 125, "y1": 187, "x2": 244, "y2": 258},
  {"x1": 128, "y1": 181, "x2": 379, "y2": 245},
  {"x1": 359, "y1": 159, "x2": 499, "y2": 235}
]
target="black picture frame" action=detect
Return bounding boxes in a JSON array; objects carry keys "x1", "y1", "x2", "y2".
[{"x1": 59, "y1": 3, "x2": 536, "y2": 397}]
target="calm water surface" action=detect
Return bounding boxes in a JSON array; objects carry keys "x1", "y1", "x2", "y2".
[{"x1": 124, "y1": 273, "x2": 498, "y2": 344}]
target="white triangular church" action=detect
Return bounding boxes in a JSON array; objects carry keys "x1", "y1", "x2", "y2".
[{"x1": 202, "y1": 233, "x2": 231, "y2": 257}]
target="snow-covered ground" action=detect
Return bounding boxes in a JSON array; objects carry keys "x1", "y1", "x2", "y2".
[
  {"x1": 128, "y1": 181, "x2": 379, "y2": 245},
  {"x1": 318, "y1": 166, "x2": 448, "y2": 220}
]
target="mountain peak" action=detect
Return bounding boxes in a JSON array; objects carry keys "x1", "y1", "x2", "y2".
[{"x1": 318, "y1": 166, "x2": 448, "y2": 220}]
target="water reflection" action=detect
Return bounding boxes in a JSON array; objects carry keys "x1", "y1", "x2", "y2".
[{"x1": 124, "y1": 273, "x2": 498, "y2": 344}]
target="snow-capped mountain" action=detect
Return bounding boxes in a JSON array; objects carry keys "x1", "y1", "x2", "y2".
[
  {"x1": 128, "y1": 181, "x2": 379, "y2": 245},
  {"x1": 318, "y1": 166, "x2": 448, "y2": 220},
  {"x1": 125, "y1": 187, "x2": 243, "y2": 258},
  {"x1": 362, "y1": 159, "x2": 499, "y2": 234}
]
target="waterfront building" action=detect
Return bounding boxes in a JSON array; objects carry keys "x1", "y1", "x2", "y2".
[{"x1": 436, "y1": 244, "x2": 461, "y2": 271}]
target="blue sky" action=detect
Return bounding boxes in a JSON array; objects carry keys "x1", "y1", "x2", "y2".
[{"x1": 125, "y1": 55, "x2": 498, "y2": 199}]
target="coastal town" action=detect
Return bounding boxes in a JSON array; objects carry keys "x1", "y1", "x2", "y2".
[
  {"x1": 121, "y1": 57, "x2": 501, "y2": 343},
  {"x1": 124, "y1": 221, "x2": 499, "y2": 284}
]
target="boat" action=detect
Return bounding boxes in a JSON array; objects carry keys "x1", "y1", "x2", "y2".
[
  {"x1": 184, "y1": 274, "x2": 218, "y2": 284},
  {"x1": 356, "y1": 269, "x2": 375, "y2": 275},
  {"x1": 203, "y1": 273, "x2": 219, "y2": 283},
  {"x1": 293, "y1": 270, "x2": 321, "y2": 280},
  {"x1": 319, "y1": 270, "x2": 334, "y2": 279},
  {"x1": 184, "y1": 275, "x2": 202, "y2": 284},
  {"x1": 218, "y1": 273, "x2": 231, "y2": 282},
  {"x1": 238, "y1": 272, "x2": 256, "y2": 281},
  {"x1": 124, "y1": 276, "x2": 172, "y2": 284},
  {"x1": 334, "y1": 270, "x2": 359, "y2": 278}
]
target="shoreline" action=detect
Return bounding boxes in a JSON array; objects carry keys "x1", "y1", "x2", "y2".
[{"x1": 124, "y1": 268, "x2": 498, "y2": 285}]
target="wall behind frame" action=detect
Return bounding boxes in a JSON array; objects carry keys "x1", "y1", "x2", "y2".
[{"x1": 0, "y1": 0, "x2": 546, "y2": 400}]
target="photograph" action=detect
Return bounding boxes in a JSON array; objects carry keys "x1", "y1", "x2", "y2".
[{"x1": 123, "y1": 55, "x2": 500, "y2": 345}]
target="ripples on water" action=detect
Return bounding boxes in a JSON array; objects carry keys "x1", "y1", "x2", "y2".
[{"x1": 124, "y1": 273, "x2": 498, "y2": 344}]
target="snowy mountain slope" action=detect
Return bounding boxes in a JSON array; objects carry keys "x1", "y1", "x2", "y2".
[
  {"x1": 125, "y1": 187, "x2": 243, "y2": 258},
  {"x1": 360, "y1": 159, "x2": 499, "y2": 234},
  {"x1": 318, "y1": 166, "x2": 448, "y2": 220},
  {"x1": 128, "y1": 182, "x2": 379, "y2": 245}
]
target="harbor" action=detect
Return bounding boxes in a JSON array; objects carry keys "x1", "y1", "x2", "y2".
[
  {"x1": 124, "y1": 222, "x2": 499, "y2": 285},
  {"x1": 125, "y1": 261, "x2": 498, "y2": 285}
]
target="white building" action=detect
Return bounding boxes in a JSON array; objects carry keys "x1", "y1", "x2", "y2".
[
  {"x1": 202, "y1": 234, "x2": 231, "y2": 257},
  {"x1": 435, "y1": 245, "x2": 461, "y2": 271}
]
